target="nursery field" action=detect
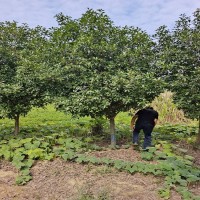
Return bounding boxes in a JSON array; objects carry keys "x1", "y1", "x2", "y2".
[{"x1": 0, "y1": 105, "x2": 199, "y2": 200}]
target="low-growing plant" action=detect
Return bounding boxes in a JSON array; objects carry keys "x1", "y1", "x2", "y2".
[{"x1": 0, "y1": 105, "x2": 199, "y2": 199}]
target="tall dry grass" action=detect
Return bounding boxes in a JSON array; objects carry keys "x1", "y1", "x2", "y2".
[{"x1": 151, "y1": 91, "x2": 190, "y2": 125}]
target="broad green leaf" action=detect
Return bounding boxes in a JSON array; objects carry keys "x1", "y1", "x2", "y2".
[
  {"x1": 12, "y1": 160, "x2": 25, "y2": 170},
  {"x1": 26, "y1": 148, "x2": 44, "y2": 159}
]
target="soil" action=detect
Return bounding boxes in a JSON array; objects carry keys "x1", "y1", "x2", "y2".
[
  {"x1": 175, "y1": 141, "x2": 200, "y2": 166},
  {"x1": 0, "y1": 147, "x2": 199, "y2": 200}
]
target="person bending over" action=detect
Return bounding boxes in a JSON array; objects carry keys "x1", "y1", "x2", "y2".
[{"x1": 130, "y1": 106, "x2": 158, "y2": 149}]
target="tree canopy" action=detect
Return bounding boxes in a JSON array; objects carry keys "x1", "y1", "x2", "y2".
[
  {"x1": 0, "y1": 22, "x2": 49, "y2": 134},
  {"x1": 154, "y1": 9, "x2": 200, "y2": 143},
  {"x1": 52, "y1": 9, "x2": 163, "y2": 145},
  {"x1": 1, "y1": 8, "x2": 199, "y2": 144}
]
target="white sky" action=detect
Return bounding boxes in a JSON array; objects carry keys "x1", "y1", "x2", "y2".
[{"x1": 0, "y1": 0, "x2": 199, "y2": 34}]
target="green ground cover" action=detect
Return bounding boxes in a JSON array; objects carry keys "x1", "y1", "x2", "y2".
[{"x1": 0, "y1": 105, "x2": 199, "y2": 200}]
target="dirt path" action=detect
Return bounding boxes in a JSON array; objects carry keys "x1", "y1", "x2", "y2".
[{"x1": 0, "y1": 148, "x2": 196, "y2": 200}]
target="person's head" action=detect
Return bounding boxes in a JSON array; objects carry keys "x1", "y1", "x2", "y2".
[{"x1": 145, "y1": 106, "x2": 153, "y2": 110}]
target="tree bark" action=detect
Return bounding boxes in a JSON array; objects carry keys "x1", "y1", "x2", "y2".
[
  {"x1": 109, "y1": 117, "x2": 116, "y2": 146},
  {"x1": 14, "y1": 114, "x2": 20, "y2": 135},
  {"x1": 197, "y1": 115, "x2": 200, "y2": 145}
]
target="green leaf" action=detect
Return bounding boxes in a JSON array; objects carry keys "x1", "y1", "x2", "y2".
[
  {"x1": 3, "y1": 150, "x2": 13, "y2": 161},
  {"x1": 125, "y1": 165, "x2": 137, "y2": 174},
  {"x1": 88, "y1": 156, "x2": 100, "y2": 164},
  {"x1": 101, "y1": 158, "x2": 113, "y2": 165},
  {"x1": 155, "y1": 151, "x2": 167, "y2": 159},
  {"x1": 19, "y1": 138, "x2": 33, "y2": 145},
  {"x1": 12, "y1": 154, "x2": 25, "y2": 162},
  {"x1": 9, "y1": 139, "x2": 23, "y2": 149},
  {"x1": 16, "y1": 175, "x2": 32, "y2": 185},
  {"x1": 14, "y1": 147, "x2": 26, "y2": 154},
  {"x1": 44, "y1": 153, "x2": 55, "y2": 161},
  {"x1": 26, "y1": 148, "x2": 44, "y2": 159},
  {"x1": 20, "y1": 168, "x2": 30, "y2": 176},
  {"x1": 76, "y1": 155, "x2": 88, "y2": 163},
  {"x1": 147, "y1": 147, "x2": 157, "y2": 153},
  {"x1": 141, "y1": 152, "x2": 154, "y2": 161},
  {"x1": 158, "y1": 188, "x2": 170, "y2": 199},
  {"x1": 84, "y1": 137, "x2": 93, "y2": 143},
  {"x1": 40, "y1": 142, "x2": 50, "y2": 149},
  {"x1": 53, "y1": 147, "x2": 66, "y2": 156},
  {"x1": 186, "y1": 175, "x2": 200, "y2": 183},
  {"x1": 12, "y1": 160, "x2": 25, "y2": 170},
  {"x1": 61, "y1": 150, "x2": 76, "y2": 161},
  {"x1": 178, "y1": 179, "x2": 188, "y2": 187},
  {"x1": 23, "y1": 159, "x2": 34, "y2": 168}
]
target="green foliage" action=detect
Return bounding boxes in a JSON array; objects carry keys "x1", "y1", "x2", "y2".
[
  {"x1": 0, "y1": 8, "x2": 199, "y2": 199},
  {"x1": 141, "y1": 151, "x2": 154, "y2": 161},
  {"x1": 158, "y1": 187, "x2": 170, "y2": 199},
  {"x1": 0, "y1": 21, "x2": 49, "y2": 134},
  {"x1": 0, "y1": 130, "x2": 92, "y2": 185},
  {"x1": 0, "y1": 122, "x2": 200, "y2": 200},
  {"x1": 154, "y1": 9, "x2": 200, "y2": 143},
  {"x1": 0, "y1": 105, "x2": 199, "y2": 199},
  {"x1": 52, "y1": 9, "x2": 163, "y2": 145},
  {"x1": 15, "y1": 174, "x2": 32, "y2": 185},
  {"x1": 154, "y1": 124, "x2": 198, "y2": 142}
]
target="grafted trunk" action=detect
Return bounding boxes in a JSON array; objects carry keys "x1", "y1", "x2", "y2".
[
  {"x1": 14, "y1": 114, "x2": 20, "y2": 135},
  {"x1": 109, "y1": 117, "x2": 116, "y2": 146}
]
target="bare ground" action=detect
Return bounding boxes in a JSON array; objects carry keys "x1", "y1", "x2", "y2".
[{"x1": 0, "y1": 148, "x2": 199, "y2": 200}]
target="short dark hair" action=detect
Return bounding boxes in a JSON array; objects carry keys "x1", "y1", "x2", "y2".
[{"x1": 145, "y1": 106, "x2": 153, "y2": 110}]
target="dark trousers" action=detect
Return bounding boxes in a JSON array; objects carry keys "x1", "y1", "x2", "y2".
[{"x1": 133, "y1": 123, "x2": 154, "y2": 149}]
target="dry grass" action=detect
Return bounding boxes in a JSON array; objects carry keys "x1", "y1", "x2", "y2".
[{"x1": 151, "y1": 91, "x2": 190, "y2": 125}]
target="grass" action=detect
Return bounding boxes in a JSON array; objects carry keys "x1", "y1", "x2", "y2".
[
  {"x1": 0, "y1": 104, "x2": 132, "y2": 138},
  {"x1": 0, "y1": 104, "x2": 90, "y2": 126},
  {"x1": 0, "y1": 105, "x2": 94, "y2": 136},
  {"x1": 0, "y1": 104, "x2": 198, "y2": 144},
  {"x1": 0, "y1": 104, "x2": 199, "y2": 200},
  {"x1": 0, "y1": 104, "x2": 132, "y2": 127}
]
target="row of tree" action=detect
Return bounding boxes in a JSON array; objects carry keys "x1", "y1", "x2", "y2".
[{"x1": 0, "y1": 9, "x2": 199, "y2": 144}]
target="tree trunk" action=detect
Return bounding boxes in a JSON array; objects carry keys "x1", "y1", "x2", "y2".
[
  {"x1": 109, "y1": 117, "x2": 116, "y2": 146},
  {"x1": 197, "y1": 116, "x2": 200, "y2": 145},
  {"x1": 14, "y1": 114, "x2": 20, "y2": 135}
]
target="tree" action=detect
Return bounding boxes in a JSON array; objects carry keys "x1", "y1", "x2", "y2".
[
  {"x1": 0, "y1": 22, "x2": 49, "y2": 134},
  {"x1": 53, "y1": 9, "x2": 163, "y2": 145},
  {"x1": 154, "y1": 9, "x2": 200, "y2": 144}
]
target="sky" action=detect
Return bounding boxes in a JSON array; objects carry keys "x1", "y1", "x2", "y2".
[{"x1": 0, "y1": 0, "x2": 199, "y2": 34}]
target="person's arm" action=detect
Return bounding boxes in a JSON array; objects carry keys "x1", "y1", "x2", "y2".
[
  {"x1": 154, "y1": 112, "x2": 159, "y2": 126},
  {"x1": 130, "y1": 115, "x2": 138, "y2": 129}
]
